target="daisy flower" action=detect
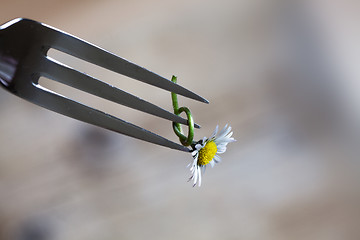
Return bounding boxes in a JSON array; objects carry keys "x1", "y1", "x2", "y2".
[{"x1": 188, "y1": 124, "x2": 235, "y2": 187}]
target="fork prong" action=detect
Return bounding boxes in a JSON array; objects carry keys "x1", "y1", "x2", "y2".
[
  {"x1": 27, "y1": 85, "x2": 190, "y2": 152},
  {"x1": 40, "y1": 57, "x2": 200, "y2": 128},
  {"x1": 44, "y1": 25, "x2": 209, "y2": 104}
]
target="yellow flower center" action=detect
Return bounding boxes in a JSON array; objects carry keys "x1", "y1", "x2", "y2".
[{"x1": 197, "y1": 141, "x2": 217, "y2": 166}]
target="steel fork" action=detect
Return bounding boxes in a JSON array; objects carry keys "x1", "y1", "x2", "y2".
[{"x1": 0, "y1": 18, "x2": 208, "y2": 152}]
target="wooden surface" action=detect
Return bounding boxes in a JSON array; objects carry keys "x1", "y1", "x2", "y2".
[{"x1": 1, "y1": 0, "x2": 360, "y2": 239}]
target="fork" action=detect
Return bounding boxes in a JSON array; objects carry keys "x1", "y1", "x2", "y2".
[{"x1": 0, "y1": 18, "x2": 208, "y2": 152}]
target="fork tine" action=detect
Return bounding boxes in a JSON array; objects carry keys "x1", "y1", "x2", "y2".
[
  {"x1": 27, "y1": 85, "x2": 190, "y2": 152},
  {"x1": 44, "y1": 25, "x2": 209, "y2": 103},
  {"x1": 40, "y1": 57, "x2": 200, "y2": 128}
]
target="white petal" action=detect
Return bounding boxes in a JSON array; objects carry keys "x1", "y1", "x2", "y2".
[
  {"x1": 202, "y1": 165, "x2": 206, "y2": 175},
  {"x1": 217, "y1": 125, "x2": 228, "y2": 137},
  {"x1": 210, "y1": 160, "x2": 215, "y2": 168},
  {"x1": 220, "y1": 137, "x2": 236, "y2": 143},
  {"x1": 193, "y1": 173, "x2": 197, "y2": 187},
  {"x1": 217, "y1": 148, "x2": 227, "y2": 154},
  {"x1": 217, "y1": 144, "x2": 227, "y2": 150},
  {"x1": 217, "y1": 125, "x2": 232, "y2": 140},
  {"x1": 216, "y1": 142, "x2": 228, "y2": 149},
  {"x1": 198, "y1": 166, "x2": 202, "y2": 187},
  {"x1": 210, "y1": 125, "x2": 219, "y2": 139},
  {"x1": 190, "y1": 159, "x2": 197, "y2": 171},
  {"x1": 196, "y1": 166, "x2": 201, "y2": 187},
  {"x1": 218, "y1": 130, "x2": 233, "y2": 139},
  {"x1": 188, "y1": 174, "x2": 193, "y2": 182},
  {"x1": 215, "y1": 136, "x2": 234, "y2": 144},
  {"x1": 214, "y1": 142, "x2": 224, "y2": 149},
  {"x1": 214, "y1": 133, "x2": 235, "y2": 145},
  {"x1": 191, "y1": 150, "x2": 198, "y2": 157},
  {"x1": 214, "y1": 155, "x2": 221, "y2": 163},
  {"x1": 195, "y1": 144, "x2": 202, "y2": 150}
]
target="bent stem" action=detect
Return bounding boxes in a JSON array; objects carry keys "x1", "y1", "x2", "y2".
[{"x1": 171, "y1": 75, "x2": 195, "y2": 146}]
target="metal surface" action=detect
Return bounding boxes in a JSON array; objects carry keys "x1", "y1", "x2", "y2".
[{"x1": 0, "y1": 18, "x2": 208, "y2": 152}]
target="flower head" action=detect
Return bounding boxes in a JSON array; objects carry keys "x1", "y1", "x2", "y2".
[{"x1": 188, "y1": 125, "x2": 235, "y2": 187}]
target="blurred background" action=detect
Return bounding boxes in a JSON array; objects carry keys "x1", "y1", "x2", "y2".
[{"x1": 1, "y1": 0, "x2": 360, "y2": 239}]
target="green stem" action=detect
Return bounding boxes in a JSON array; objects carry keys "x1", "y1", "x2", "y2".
[{"x1": 171, "y1": 76, "x2": 194, "y2": 146}]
